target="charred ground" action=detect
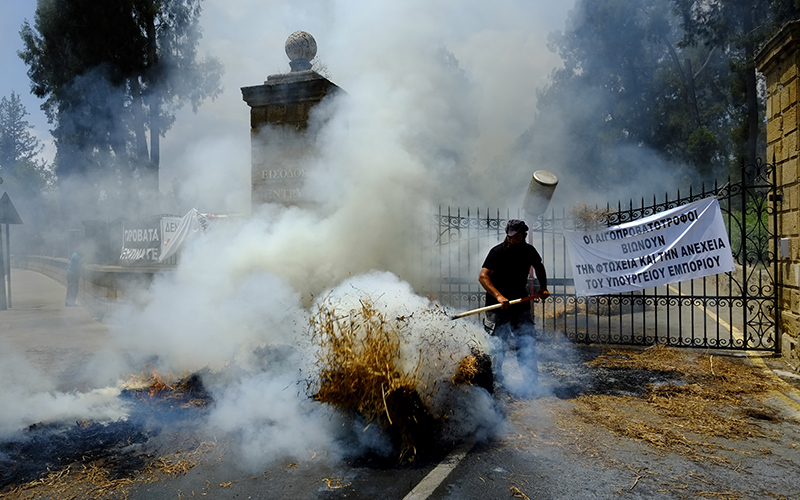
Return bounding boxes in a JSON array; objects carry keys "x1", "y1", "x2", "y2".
[{"x1": 2, "y1": 344, "x2": 799, "y2": 500}]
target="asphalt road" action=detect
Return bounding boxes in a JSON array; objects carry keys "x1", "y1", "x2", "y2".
[
  {"x1": 3, "y1": 269, "x2": 800, "y2": 500},
  {"x1": 123, "y1": 354, "x2": 800, "y2": 500},
  {"x1": 0, "y1": 269, "x2": 110, "y2": 391}
]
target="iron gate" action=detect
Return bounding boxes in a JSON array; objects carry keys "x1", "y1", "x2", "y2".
[{"x1": 421, "y1": 159, "x2": 779, "y2": 351}]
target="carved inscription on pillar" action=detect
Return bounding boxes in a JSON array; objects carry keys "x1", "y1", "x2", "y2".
[{"x1": 254, "y1": 167, "x2": 307, "y2": 203}]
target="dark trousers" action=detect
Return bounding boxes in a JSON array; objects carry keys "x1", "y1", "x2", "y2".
[
  {"x1": 488, "y1": 306, "x2": 539, "y2": 387},
  {"x1": 65, "y1": 273, "x2": 79, "y2": 306}
]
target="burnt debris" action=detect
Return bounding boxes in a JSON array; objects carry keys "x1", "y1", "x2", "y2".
[{"x1": 0, "y1": 373, "x2": 213, "y2": 493}]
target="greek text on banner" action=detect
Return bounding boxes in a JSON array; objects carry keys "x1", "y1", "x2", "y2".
[{"x1": 563, "y1": 197, "x2": 735, "y2": 296}]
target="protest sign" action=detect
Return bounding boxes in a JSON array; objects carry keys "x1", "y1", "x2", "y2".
[
  {"x1": 120, "y1": 219, "x2": 162, "y2": 265},
  {"x1": 564, "y1": 197, "x2": 735, "y2": 296}
]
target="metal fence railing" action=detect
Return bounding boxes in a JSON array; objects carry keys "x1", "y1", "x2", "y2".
[{"x1": 422, "y1": 159, "x2": 778, "y2": 352}]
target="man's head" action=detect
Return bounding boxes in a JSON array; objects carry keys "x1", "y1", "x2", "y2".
[{"x1": 505, "y1": 219, "x2": 528, "y2": 244}]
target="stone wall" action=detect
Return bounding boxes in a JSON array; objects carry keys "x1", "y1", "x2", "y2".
[{"x1": 757, "y1": 20, "x2": 800, "y2": 368}]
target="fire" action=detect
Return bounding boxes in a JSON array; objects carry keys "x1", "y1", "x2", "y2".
[
  {"x1": 120, "y1": 370, "x2": 211, "y2": 410},
  {"x1": 123, "y1": 367, "x2": 175, "y2": 398},
  {"x1": 147, "y1": 371, "x2": 172, "y2": 397}
]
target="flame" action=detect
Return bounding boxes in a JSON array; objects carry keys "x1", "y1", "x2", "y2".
[
  {"x1": 123, "y1": 367, "x2": 174, "y2": 397},
  {"x1": 148, "y1": 370, "x2": 173, "y2": 397}
]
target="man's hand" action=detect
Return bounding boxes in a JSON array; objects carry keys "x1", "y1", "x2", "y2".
[{"x1": 480, "y1": 267, "x2": 510, "y2": 307}]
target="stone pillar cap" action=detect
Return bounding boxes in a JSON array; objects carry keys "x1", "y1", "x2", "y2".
[{"x1": 286, "y1": 31, "x2": 317, "y2": 72}]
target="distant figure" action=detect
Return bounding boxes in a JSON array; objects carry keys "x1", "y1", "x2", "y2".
[{"x1": 65, "y1": 250, "x2": 83, "y2": 307}]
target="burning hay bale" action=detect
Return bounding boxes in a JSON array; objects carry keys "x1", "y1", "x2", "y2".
[
  {"x1": 307, "y1": 272, "x2": 498, "y2": 460},
  {"x1": 308, "y1": 295, "x2": 438, "y2": 458},
  {"x1": 452, "y1": 347, "x2": 494, "y2": 393},
  {"x1": 452, "y1": 352, "x2": 479, "y2": 385}
]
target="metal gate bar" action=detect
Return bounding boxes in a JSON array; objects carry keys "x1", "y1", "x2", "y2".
[{"x1": 422, "y1": 159, "x2": 778, "y2": 352}]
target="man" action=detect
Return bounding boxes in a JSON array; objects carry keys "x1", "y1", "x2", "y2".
[
  {"x1": 65, "y1": 249, "x2": 82, "y2": 307},
  {"x1": 479, "y1": 219, "x2": 548, "y2": 392}
]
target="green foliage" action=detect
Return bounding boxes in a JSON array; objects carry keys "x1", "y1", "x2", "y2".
[
  {"x1": 499, "y1": 0, "x2": 800, "y2": 199},
  {"x1": 0, "y1": 91, "x2": 42, "y2": 168},
  {"x1": 3, "y1": 158, "x2": 55, "y2": 196},
  {"x1": 0, "y1": 91, "x2": 53, "y2": 195},
  {"x1": 18, "y1": 0, "x2": 222, "y2": 199},
  {"x1": 726, "y1": 199, "x2": 771, "y2": 264},
  {"x1": 672, "y1": 0, "x2": 800, "y2": 170},
  {"x1": 507, "y1": 0, "x2": 728, "y2": 191},
  {"x1": 686, "y1": 127, "x2": 717, "y2": 170}
]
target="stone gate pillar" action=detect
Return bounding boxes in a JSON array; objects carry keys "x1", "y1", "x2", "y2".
[
  {"x1": 241, "y1": 31, "x2": 342, "y2": 210},
  {"x1": 757, "y1": 20, "x2": 800, "y2": 368}
]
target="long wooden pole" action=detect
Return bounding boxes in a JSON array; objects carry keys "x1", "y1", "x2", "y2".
[{"x1": 451, "y1": 294, "x2": 544, "y2": 320}]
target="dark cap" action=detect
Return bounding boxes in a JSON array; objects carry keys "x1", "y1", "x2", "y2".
[{"x1": 506, "y1": 219, "x2": 529, "y2": 236}]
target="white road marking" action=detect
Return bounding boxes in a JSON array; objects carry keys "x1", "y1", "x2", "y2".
[{"x1": 402, "y1": 441, "x2": 475, "y2": 500}]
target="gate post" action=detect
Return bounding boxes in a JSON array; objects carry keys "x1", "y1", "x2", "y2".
[
  {"x1": 241, "y1": 31, "x2": 343, "y2": 212},
  {"x1": 757, "y1": 22, "x2": 800, "y2": 367}
]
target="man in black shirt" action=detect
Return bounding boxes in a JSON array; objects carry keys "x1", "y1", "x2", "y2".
[{"x1": 479, "y1": 219, "x2": 548, "y2": 393}]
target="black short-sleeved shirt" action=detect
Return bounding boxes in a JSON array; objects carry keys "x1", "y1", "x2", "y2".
[{"x1": 482, "y1": 242, "x2": 542, "y2": 307}]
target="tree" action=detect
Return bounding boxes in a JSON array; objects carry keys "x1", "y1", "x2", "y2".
[
  {"x1": 0, "y1": 92, "x2": 42, "y2": 169},
  {"x1": 18, "y1": 0, "x2": 222, "y2": 204},
  {"x1": 672, "y1": 0, "x2": 800, "y2": 169},
  {"x1": 0, "y1": 91, "x2": 53, "y2": 195},
  {"x1": 494, "y1": 0, "x2": 732, "y2": 197},
  {"x1": 488, "y1": 0, "x2": 796, "y2": 205}
]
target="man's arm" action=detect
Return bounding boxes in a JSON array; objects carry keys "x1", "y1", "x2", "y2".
[
  {"x1": 479, "y1": 267, "x2": 510, "y2": 307},
  {"x1": 533, "y1": 261, "x2": 549, "y2": 297}
]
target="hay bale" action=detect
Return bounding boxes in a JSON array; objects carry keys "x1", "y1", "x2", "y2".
[
  {"x1": 452, "y1": 347, "x2": 494, "y2": 393},
  {"x1": 570, "y1": 204, "x2": 611, "y2": 230},
  {"x1": 309, "y1": 295, "x2": 437, "y2": 459}
]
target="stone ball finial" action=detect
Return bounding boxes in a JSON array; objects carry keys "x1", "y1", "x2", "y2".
[{"x1": 285, "y1": 31, "x2": 317, "y2": 72}]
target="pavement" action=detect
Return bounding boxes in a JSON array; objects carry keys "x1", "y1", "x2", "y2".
[
  {"x1": 0, "y1": 269, "x2": 111, "y2": 390},
  {"x1": 3, "y1": 269, "x2": 800, "y2": 500}
]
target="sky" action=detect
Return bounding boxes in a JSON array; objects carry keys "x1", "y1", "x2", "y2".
[
  {"x1": 0, "y1": 0, "x2": 55, "y2": 161},
  {"x1": 1, "y1": 0, "x2": 576, "y2": 213}
]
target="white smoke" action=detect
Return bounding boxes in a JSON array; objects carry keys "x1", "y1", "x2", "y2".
[
  {"x1": 160, "y1": 0, "x2": 572, "y2": 212},
  {"x1": 308, "y1": 271, "x2": 490, "y2": 387},
  {"x1": 2, "y1": 0, "x2": 577, "y2": 466},
  {"x1": 0, "y1": 340, "x2": 128, "y2": 437}
]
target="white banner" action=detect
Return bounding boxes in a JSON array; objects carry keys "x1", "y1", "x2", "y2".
[
  {"x1": 564, "y1": 197, "x2": 735, "y2": 296},
  {"x1": 120, "y1": 219, "x2": 162, "y2": 264},
  {"x1": 158, "y1": 209, "x2": 208, "y2": 262},
  {"x1": 160, "y1": 216, "x2": 182, "y2": 257}
]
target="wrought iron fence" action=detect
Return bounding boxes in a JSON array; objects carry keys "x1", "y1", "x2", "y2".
[{"x1": 422, "y1": 159, "x2": 778, "y2": 351}]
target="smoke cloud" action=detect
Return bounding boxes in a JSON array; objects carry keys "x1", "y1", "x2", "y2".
[
  {"x1": 3, "y1": 0, "x2": 579, "y2": 468},
  {"x1": 161, "y1": 0, "x2": 572, "y2": 213},
  {"x1": 0, "y1": 340, "x2": 128, "y2": 436}
]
